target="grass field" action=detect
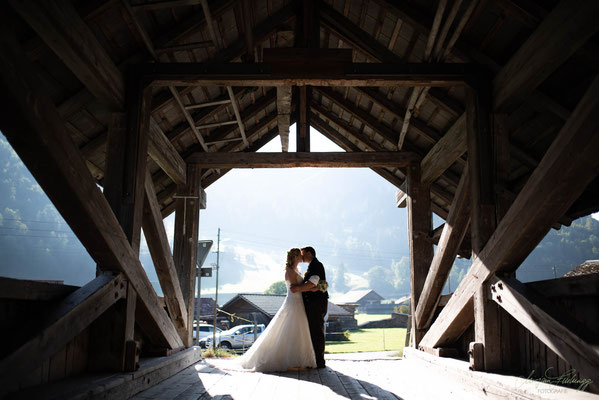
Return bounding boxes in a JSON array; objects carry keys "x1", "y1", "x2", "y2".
[
  {"x1": 354, "y1": 313, "x2": 392, "y2": 325},
  {"x1": 325, "y1": 328, "x2": 406, "y2": 355}
]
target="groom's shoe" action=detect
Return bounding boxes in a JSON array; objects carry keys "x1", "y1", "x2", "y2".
[{"x1": 316, "y1": 363, "x2": 326, "y2": 369}]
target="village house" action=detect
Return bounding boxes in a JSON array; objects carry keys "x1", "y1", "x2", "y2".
[
  {"x1": 220, "y1": 293, "x2": 358, "y2": 332},
  {"x1": 336, "y1": 289, "x2": 396, "y2": 314}
]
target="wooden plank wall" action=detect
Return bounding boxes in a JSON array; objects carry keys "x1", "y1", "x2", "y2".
[
  {"x1": 447, "y1": 284, "x2": 598, "y2": 392},
  {"x1": 0, "y1": 298, "x2": 90, "y2": 392}
]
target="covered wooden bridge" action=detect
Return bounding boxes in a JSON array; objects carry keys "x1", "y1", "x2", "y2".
[{"x1": 1, "y1": 0, "x2": 598, "y2": 398}]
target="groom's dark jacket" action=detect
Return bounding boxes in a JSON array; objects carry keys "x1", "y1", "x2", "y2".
[{"x1": 302, "y1": 257, "x2": 329, "y2": 304}]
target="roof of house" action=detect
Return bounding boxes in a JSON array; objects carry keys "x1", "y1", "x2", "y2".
[
  {"x1": 221, "y1": 293, "x2": 352, "y2": 317},
  {"x1": 193, "y1": 297, "x2": 216, "y2": 320},
  {"x1": 563, "y1": 260, "x2": 599, "y2": 278},
  {"x1": 336, "y1": 289, "x2": 384, "y2": 304}
]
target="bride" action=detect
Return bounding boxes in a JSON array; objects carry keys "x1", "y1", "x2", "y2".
[{"x1": 237, "y1": 248, "x2": 317, "y2": 372}]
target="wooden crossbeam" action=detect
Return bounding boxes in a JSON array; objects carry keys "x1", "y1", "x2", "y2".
[
  {"x1": 419, "y1": 72, "x2": 599, "y2": 350},
  {"x1": 414, "y1": 168, "x2": 470, "y2": 331},
  {"x1": 142, "y1": 170, "x2": 188, "y2": 342},
  {"x1": 186, "y1": 151, "x2": 419, "y2": 168},
  {"x1": 493, "y1": 0, "x2": 599, "y2": 112},
  {"x1": 0, "y1": 277, "x2": 78, "y2": 301},
  {"x1": 490, "y1": 276, "x2": 599, "y2": 391},
  {"x1": 0, "y1": 25, "x2": 183, "y2": 349},
  {"x1": 0, "y1": 273, "x2": 126, "y2": 392},
  {"x1": 528, "y1": 273, "x2": 599, "y2": 298},
  {"x1": 141, "y1": 62, "x2": 476, "y2": 87}
]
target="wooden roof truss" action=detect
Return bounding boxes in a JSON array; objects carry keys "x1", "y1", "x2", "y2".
[{"x1": 1, "y1": 0, "x2": 599, "y2": 396}]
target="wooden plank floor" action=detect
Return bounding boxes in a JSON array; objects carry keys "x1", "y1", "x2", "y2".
[{"x1": 131, "y1": 354, "x2": 484, "y2": 400}]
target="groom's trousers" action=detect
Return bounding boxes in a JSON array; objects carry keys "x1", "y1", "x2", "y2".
[{"x1": 305, "y1": 299, "x2": 328, "y2": 367}]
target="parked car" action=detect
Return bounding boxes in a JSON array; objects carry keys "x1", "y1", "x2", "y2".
[
  {"x1": 205, "y1": 324, "x2": 265, "y2": 350},
  {"x1": 192, "y1": 323, "x2": 222, "y2": 344}
]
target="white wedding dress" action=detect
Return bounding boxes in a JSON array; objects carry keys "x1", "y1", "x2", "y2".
[{"x1": 238, "y1": 271, "x2": 317, "y2": 372}]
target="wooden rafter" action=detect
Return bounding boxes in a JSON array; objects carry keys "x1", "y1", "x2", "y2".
[
  {"x1": 142, "y1": 170, "x2": 188, "y2": 341},
  {"x1": 493, "y1": 0, "x2": 599, "y2": 112},
  {"x1": 414, "y1": 168, "x2": 470, "y2": 331},
  {"x1": 10, "y1": 0, "x2": 124, "y2": 110}
]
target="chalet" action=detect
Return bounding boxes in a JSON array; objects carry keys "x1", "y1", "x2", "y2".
[
  {"x1": 1, "y1": 0, "x2": 599, "y2": 398},
  {"x1": 336, "y1": 289, "x2": 396, "y2": 313},
  {"x1": 220, "y1": 293, "x2": 358, "y2": 332}
]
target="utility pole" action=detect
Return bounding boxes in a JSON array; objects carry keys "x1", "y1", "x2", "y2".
[
  {"x1": 212, "y1": 228, "x2": 221, "y2": 347},
  {"x1": 553, "y1": 266, "x2": 557, "y2": 279}
]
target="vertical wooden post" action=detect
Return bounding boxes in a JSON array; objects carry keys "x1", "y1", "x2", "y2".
[
  {"x1": 493, "y1": 112, "x2": 520, "y2": 371},
  {"x1": 90, "y1": 70, "x2": 151, "y2": 371},
  {"x1": 467, "y1": 75, "x2": 501, "y2": 371},
  {"x1": 173, "y1": 164, "x2": 202, "y2": 347},
  {"x1": 297, "y1": 85, "x2": 311, "y2": 152},
  {"x1": 407, "y1": 163, "x2": 433, "y2": 346},
  {"x1": 295, "y1": 0, "x2": 318, "y2": 152}
]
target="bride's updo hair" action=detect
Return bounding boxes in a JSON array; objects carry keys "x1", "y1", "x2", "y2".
[{"x1": 285, "y1": 248, "x2": 301, "y2": 269}]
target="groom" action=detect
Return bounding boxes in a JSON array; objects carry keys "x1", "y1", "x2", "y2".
[{"x1": 290, "y1": 246, "x2": 328, "y2": 368}]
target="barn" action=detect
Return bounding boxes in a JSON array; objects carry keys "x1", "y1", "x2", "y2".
[{"x1": 1, "y1": 0, "x2": 598, "y2": 398}]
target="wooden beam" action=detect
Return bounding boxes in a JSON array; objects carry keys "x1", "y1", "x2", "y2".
[
  {"x1": 527, "y1": 273, "x2": 599, "y2": 298},
  {"x1": 88, "y1": 276, "x2": 137, "y2": 372},
  {"x1": 148, "y1": 119, "x2": 187, "y2": 185},
  {"x1": 0, "y1": 25, "x2": 183, "y2": 350},
  {"x1": 407, "y1": 163, "x2": 434, "y2": 346},
  {"x1": 142, "y1": 169, "x2": 188, "y2": 342},
  {"x1": 297, "y1": 85, "x2": 311, "y2": 152},
  {"x1": 316, "y1": 87, "x2": 399, "y2": 145},
  {"x1": 414, "y1": 169, "x2": 470, "y2": 331},
  {"x1": 396, "y1": 184, "x2": 407, "y2": 208},
  {"x1": 172, "y1": 164, "x2": 202, "y2": 347},
  {"x1": 240, "y1": 0, "x2": 255, "y2": 62},
  {"x1": 10, "y1": 0, "x2": 124, "y2": 109},
  {"x1": 420, "y1": 114, "x2": 466, "y2": 184},
  {"x1": 142, "y1": 62, "x2": 475, "y2": 87},
  {"x1": 490, "y1": 276, "x2": 599, "y2": 391},
  {"x1": 356, "y1": 87, "x2": 442, "y2": 144},
  {"x1": 276, "y1": 86, "x2": 292, "y2": 152},
  {"x1": 0, "y1": 277, "x2": 78, "y2": 301},
  {"x1": 319, "y1": 1, "x2": 458, "y2": 108},
  {"x1": 187, "y1": 151, "x2": 419, "y2": 168},
  {"x1": 420, "y1": 72, "x2": 599, "y2": 349},
  {"x1": 468, "y1": 75, "x2": 501, "y2": 371},
  {"x1": 103, "y1": 72, "x2": 152, "y2": 255},
  {"x1": 493, "y1": 0, "x2": 599, "y2": 112},
  {"x1": 0, "y1": 273, "x2": 126, "y2": 392}
]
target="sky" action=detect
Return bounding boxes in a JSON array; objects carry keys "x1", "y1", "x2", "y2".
[{"x1": 155, "y1": 124, "x2": 415, "y2": 301}]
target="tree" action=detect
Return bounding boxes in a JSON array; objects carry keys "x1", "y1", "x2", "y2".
[{"x1": 264, "y1": 280, "x2": 287, "y2": 295}]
